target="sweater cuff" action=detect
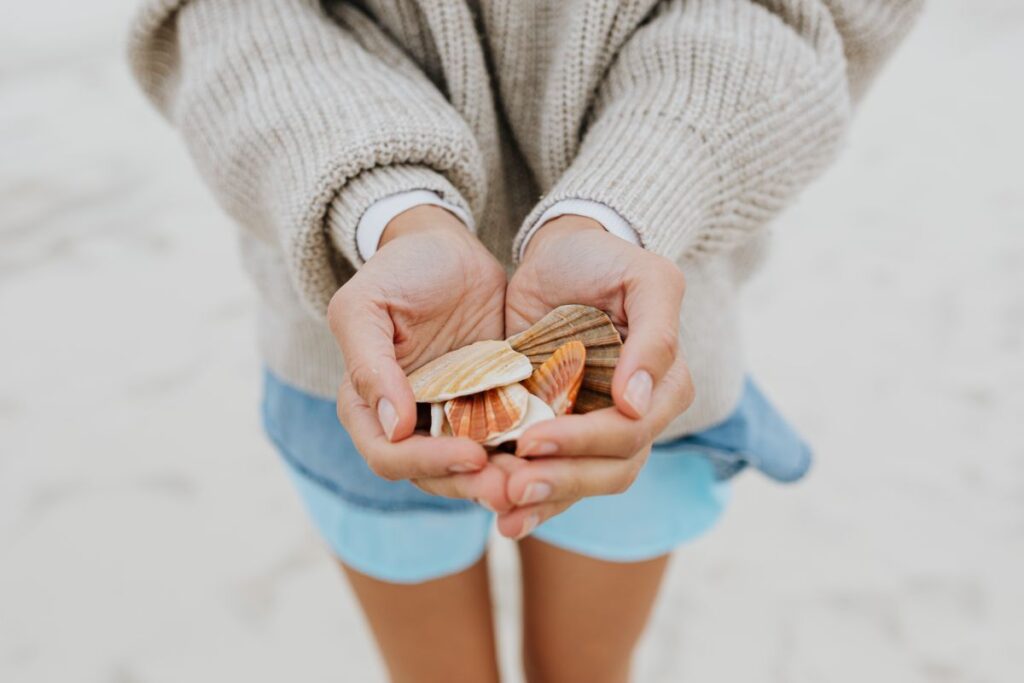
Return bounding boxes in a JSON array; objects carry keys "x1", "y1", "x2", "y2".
[
  {"x1": 518, "y1": 199, "x2": 641, "y2": 260},
  {"x1": 356, "y1": 190, "x2": 474, "y2": 262},
  {"x1": 327, "y1": 165, "x2": 475, "y2": 266},
  {"x1": 514, "y1": 109, "x2": 728, "y2": 263}
]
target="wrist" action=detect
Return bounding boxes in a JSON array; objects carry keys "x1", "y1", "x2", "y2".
[
  {"x1": 380, "y1": 204, "x2": 470, "y2": 247},
  {"x1": 522, "y1": 214, "x2": 605, "y2": 261}
]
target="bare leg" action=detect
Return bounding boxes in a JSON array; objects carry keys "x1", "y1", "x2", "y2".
[
  {"x1": 517, "y1": 537, "x2": 669, "y2": 683},
  {"x1": 341, "y1": 554, "x2": 501, "y2": 683}
]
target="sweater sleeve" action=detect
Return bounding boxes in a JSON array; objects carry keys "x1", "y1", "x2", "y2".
[
  {"x1": 513, "y1": 0, "x2": 922, "y2": 263},
  {"x1": 128, "y1": 0, "x2": 487, "y2": 315}
]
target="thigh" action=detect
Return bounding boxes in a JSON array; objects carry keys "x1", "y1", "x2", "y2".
[
  {"x1": 264, "y1": 370, "x2": 500, "y2": 680},
  {"x1": 517, "y1": 537, "x2": 669, "y2": 683},
  {"x1": 342, "y1": 554, "x2": 501, "y2": 683}
]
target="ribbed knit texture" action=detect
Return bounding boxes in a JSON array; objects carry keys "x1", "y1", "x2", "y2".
[{"x1": 128, "y1": 0, "x2": 920, "y2": 437}]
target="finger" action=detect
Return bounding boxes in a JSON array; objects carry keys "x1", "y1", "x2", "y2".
[
  {"x1": 496, "y1": 501, "x2": 573, "y2": 540},
  {"x1": 515, "y1": 358, "x2": 692, "y2": 458},
  {"x1": 337, "y1": 379, "x2": 487, "y2": 479},
  {"x1": 489, "y1": 453, "x2": 531, "y2": 476},
  {"x1": 612, "y1": 257, "x2": 686, "y2": 418},
  {"x1": 328, "y1": 285, "x2": 417, "y2": 442},
  {"x1": 649, "y1": 355, "x2": 696, "y2": 429},
  {"x1": 413, "y1": 464, "x2": 515, "y2": 513},
  {"x1": 505, "y1": 452, "x2": 648, "y2": 507},
  {"x1": 515, "y1": 407, "x2": 648, "y2": 458}
]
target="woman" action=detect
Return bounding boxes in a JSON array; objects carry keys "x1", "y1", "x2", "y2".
[{"x1": 129, "y1": 1, "x2": 920, "y2": 680}]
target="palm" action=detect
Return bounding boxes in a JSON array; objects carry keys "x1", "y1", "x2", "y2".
[
  {"x1": 367, "y1": 230, "x2": 506, "y2": 372},
  {"x1": 506, "y1": 229, "x2": 636, "y2": 336}
]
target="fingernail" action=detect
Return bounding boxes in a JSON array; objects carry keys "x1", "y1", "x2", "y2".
[
  {"x1": 449, "y1": 461, "x2": 482, "y2": 474},
  {"x1": 377, "y1": 398, "x2": 399, "y2": 441},
  {"x1": 624, "y1": 370, "x2": 653, "y2": 416},
  {"x1": 519, "y1": 482, "x2": 551, "y2": 505},
  {"x1": 475, "y1": 498, "x2": 497, "y2": 513},
  {"x1": 517, "y1": 440, "x2": 558, "y2": 457},
  {"x1": 516, "y1": 513, "x2": 540, "y2": 540}
]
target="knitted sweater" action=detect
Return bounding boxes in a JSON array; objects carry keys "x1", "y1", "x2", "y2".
[{"x1": 128, "y1": 0, "x2": 920, "y2": 438}]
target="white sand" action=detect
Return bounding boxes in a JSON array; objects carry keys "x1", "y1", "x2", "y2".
[{"x1": 1, "y1": 1, "x2": 1022, "y2": 681}]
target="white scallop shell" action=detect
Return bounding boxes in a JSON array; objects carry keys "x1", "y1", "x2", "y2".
[{"x1": 408, "y1": 340, "x2": 533, "y2": 403}]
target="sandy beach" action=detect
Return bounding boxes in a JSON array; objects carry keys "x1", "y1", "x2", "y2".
[{"x1": 2, "y1": 1, "x2": 1022, "y2": 681}]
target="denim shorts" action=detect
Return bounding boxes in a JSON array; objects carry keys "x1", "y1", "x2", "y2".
[{"x1": 262, "y1": 371, "x2": 810, "y2": 583}]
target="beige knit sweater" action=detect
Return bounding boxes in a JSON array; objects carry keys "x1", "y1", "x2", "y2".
[{"x1": 129, "y1": 0, "x2": 920, "y2": 438}]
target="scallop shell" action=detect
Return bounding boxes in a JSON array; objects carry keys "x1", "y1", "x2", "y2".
[
  {"x1": 573, "y1": 388, "x2": 616, "y2": 414},
  {"x1": 408, "y1": 340, "x2": 533, "y2": 402},
  {"x1": 444, "y1": 382, "x2": 530, "y2": 443},
  {"x1": 522, "y1": 340, "x2": 586, "y2": 415},
  {"x1": 507, "y1": 305, "x2": 621, "y2": 412},
  {"x1": 483, "y1": 393, "x2": 556, "y2": 448}
]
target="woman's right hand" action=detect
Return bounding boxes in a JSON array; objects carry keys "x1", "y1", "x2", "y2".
[{"x1": 328, "y1": 205, "x2": 513, "y2": 512}]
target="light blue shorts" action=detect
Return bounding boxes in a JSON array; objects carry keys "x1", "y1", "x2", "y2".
[{"x1": 263, "y1": 372, "x2": 809, "y2": 584}]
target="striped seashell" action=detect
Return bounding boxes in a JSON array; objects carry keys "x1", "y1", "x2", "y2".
[
  {"x1": 573, "y1": 387, "x2": 617, "y2": 414},
  {"x1": 484, "y1": 392, "x2": 556, "y2": 448},
  {"x1": 444, "y1": 383, "x2": 530, "y2": 444},
  {"x1": 522, "y1": 340, "x2": 586, "y2": 415},
  {"x1": 508, "y1": 305, "x2": 622, "y2": 412},
  {"x1": 408, "y1": 340, "x2": 533, "y2": 403}
]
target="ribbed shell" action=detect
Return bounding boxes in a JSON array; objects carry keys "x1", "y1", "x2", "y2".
[
  {"x1": 522, "y1": 340, "x2": 586, "y2": 415},
  {"x1": 408, "y1": 340, "x2": 533, "y2": 402},
  {"x1": 444, "y1": 383, "x2": 530, "y2": 443},
  {"x1": 484, "y1": 393, "x2": 556, "y2": 448},
  {"x1": 508, "y1": 305, "x2": 622, "y2": 412}
]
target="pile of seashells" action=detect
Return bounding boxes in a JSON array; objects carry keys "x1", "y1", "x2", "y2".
[{"x1": 408, "y1": 305, "x2": 622, "y2": 447}]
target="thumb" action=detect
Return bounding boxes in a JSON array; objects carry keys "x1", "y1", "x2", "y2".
[
  {"x1": 328, "y1": 286, "x2": 417, "y2": 442},
  {"x1": 611, "y1": 259, "x2": 686, "y2": 419}
]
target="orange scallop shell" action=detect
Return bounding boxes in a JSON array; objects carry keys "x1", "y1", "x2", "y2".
[
  {"x1": 484, "y1": 393, "x2": 555, "y2": 448},
  {"x1": 444, "y1": 383, "x2": 530, "y2": 443},
  {"x1": 521, "y1": 340, "x2": 586, "y2": 415},
  {"x1": 508, "y1": 305, "x2": 621, "y2": 412}
]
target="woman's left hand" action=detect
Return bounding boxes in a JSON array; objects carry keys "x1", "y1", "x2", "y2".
[{"x1": 497, "y1": 214, "x2": 696, "y2": 538}]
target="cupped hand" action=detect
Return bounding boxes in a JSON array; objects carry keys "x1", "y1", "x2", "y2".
[
  {"x1": 327, "y1": 205, "x2": 513, "y2": 511},
  {"x1": 498, "y1": 214, "x2": 695, "y2": 538}
]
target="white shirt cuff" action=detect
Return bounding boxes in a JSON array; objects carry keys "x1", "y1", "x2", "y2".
[
  {"x1": 356, "y1": 190, "x2": 475, "y2": 262},
  {"x1": 519, "y1": 199, "x2": 642, "y2": 260}
]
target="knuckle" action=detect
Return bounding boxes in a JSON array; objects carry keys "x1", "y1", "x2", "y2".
[
  {"x1": 612, "y1": 457, "x2": 645, "y2": 495},
  {"x1": 628, "y1": 424, "x2": 652, "y2": 457},
  {"x1": 652, "y1": 326, "x2": 679, "y2": 362},
  {"x1": 669, "y1": 365, "x2": 697, "y2": 411},
  {"x1": 561, "y1": 476, "x2": 583, "y2": 501},
  {"x1": 606, "y1": 476, "x2": 627, "y2": 495},
  {"x1": 610, "y1": 471, "x2": 635, "y2": 495},
  {"x1": 623, "y1": 463, "x2": 642, "y2": 490},
  {"x1": 679, "y1": 372, "x2": 696, "y2": 409},
  {"x1": 655, "y1": 362, "x2": 695, "y2": 417},
  {"x1": 367, "y1": 454, "x2": 400, "y2": 481},
  {"x1": 347, "y1": 364, "x2": 378, "y2": 402},
  {"x1": 335, "y1": 384, "x2": 356, "y2": 426}
]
